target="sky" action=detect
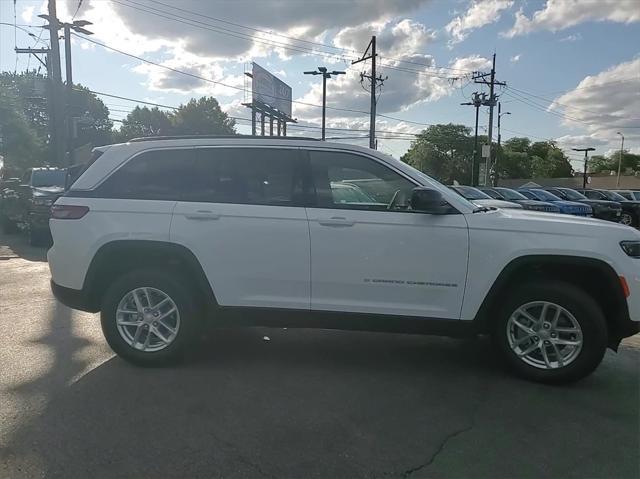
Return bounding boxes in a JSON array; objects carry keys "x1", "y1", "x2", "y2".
[{"x1": 1, "y1": 0, "x2": 639, "y2": 170}]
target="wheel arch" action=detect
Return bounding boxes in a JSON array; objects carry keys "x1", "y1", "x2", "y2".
[
  {"x1": 83, "y1": 240, "x2": 218, "y2": 313},
  {"x1": 474, "y1": 255, "x2": 630, "y2": 349}
]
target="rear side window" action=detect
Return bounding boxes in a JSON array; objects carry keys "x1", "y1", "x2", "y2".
[
  {"x1": 187, "y1": 148, "x2": 306, "y2": 206},
  {"x1": 98, "y1": 149, "x2": 198, "y2": 201},
  {"x1": 97, "y1": 147, "x2": 306, "y2": 206}
]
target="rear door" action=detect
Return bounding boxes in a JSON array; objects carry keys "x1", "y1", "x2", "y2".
[
  {"x1": 305, "y1": 149, "x2": 469, "y2": 319},
  {"x1": 171, "y1": 147, "x2": 311, "y2": 310}
]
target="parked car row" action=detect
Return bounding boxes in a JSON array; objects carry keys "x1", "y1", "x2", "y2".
[{"x1": 449, "y1": 184, "x2": 640, "y2": 227}]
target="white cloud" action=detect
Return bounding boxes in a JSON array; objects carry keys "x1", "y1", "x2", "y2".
[
  {"x1": 549, "y1": 58, "x2": 640, "y2": 141},
  {"x1": 61, "y1": 0, "x2": 431, "y2": 60},
  {"x1": 335, "y1": 19, "x2": 437, "y2": 59},
  {"x1": 445, "y1": 0, "x2": 514, "y2": 45},
  {"x1": 510, "y1": 54, "x2": 521, "y2": 63},
  {"x1": 294, "y1": 54, "x2": 490, "y2": 123},
  {"x1": 502, "y1": 0, "x2": 640, "y2": 38},
  {"x1": 554, "y1": 134, "x2": 608, "y2": 149},
  {"x1": 21, "y1": 6, "x2": 35, "y2": 23}
]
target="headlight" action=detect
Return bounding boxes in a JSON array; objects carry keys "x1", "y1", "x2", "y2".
[
  {"x1": 32, "y1": 197, "x2": 53, "y2": 206},
  {"x1": 620, "y1": 241, "x2": 640, "y2": 258}
]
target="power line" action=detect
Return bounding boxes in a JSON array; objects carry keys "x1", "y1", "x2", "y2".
[
  {"x1": 144, "y1": 0, "x2": 474, "y2": 74},
  {"x1": 507, "y1": 85, "x2": 640, "y2": 120},
  {"x1": 82, "y1": 87, "x2": 421, "y2": 137},
  {"x1": 111, "y1": 0, "x2": 461, "y2": 80},
  {"x1": 75, "y1": 33, "x2": 454, "y2": 120}
]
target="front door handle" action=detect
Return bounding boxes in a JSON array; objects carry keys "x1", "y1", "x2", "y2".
[
  {"x1": 184, "y1": 210, "x2": 220, "y2": 220},
  {"x1": 317, "y1": 216, "x2": 355, "y2": 227}
]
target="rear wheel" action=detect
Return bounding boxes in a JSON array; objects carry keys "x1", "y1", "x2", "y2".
[
  {"x1": 28, "y1": 226, "x2": 49, "y2": 246},
  {"x1": 493, "y1": 281, "x2": 607, "y2": 384},
  {"x1": 101, "y1": 269, "x2": 202, "y2": 366},
  {"x1": 1, "y1": 215, "x2": 17, "y2": 234}
]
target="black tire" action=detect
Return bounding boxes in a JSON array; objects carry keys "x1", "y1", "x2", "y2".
[
  {"x1": 100, "y1": 269, "x2": 202, "y2": 366},
  {"x1": 1, "y1": 215, "x2": 18, "y2": 234},
  {"x1": 620, "y1": 212, "x2": 634, "y2": 227},
  {"x1": 492, "y1": 280, "x2": 608, "y2": 385},
  {"x1": 28, "y1": 227, "x2": 48, "y2": 247}
]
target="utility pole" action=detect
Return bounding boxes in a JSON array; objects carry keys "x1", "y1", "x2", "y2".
[
  {"x1": 616, "y1": 132, "x2": 625, "y2": 188},
  {"x1": 496, "y1": 102, "x2": 510, "y2": 186},
  {"x1": 572, "y1": 147, "x2": 596, "y2": 189},
  {"x1": 472, "y1": 54, "x2": 506, "y2": 186},
  {"x1": 37, "y1": 3, "x2": 92, "y2": 166},
  {"x1": 304, "y1": 67, "x2": 345, "y2": 140},
  {"x1": 352, "y1": 36, "x2": 386, "y2": 149},
  {"x1": 461, "y1": 92, "x2": 485, "y2": 186}
]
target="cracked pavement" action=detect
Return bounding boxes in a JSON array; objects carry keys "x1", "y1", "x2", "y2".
[{"x1": 1, "y1": 231, "x2": 639, "y2": 478}]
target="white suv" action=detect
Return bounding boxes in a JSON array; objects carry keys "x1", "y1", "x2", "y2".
[{"x1": 48, "y1": 136, "x2": 640, "y2": 383}]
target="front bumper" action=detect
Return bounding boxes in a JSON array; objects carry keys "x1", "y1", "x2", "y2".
[{"x1": 50, "y1": 280, "x2": 98, "y2": 313}]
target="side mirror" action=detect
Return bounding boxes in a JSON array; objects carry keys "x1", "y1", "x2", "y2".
[{"x1": 410, "y1": 187, "x2": 449, "y2": 214}]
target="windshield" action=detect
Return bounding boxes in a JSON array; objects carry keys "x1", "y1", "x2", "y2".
[
  {"x1": 558, "y1": 188, "x2": 587, "y2": 200},
  {"x1": 530, "y1": 189, "x2": 561, "y2": 201},
  {"x1": 453, "y1": 186, "x2": 491, "y2": 200},
  {"x1": 601, "y1": 190, "x2": 627, "y2": 201},
  {"x1": 495, "y1": 188, "x2": 527, "y2": 200},
  {"x1": 633, "y1": 192, "x2": 640, "y2": 201},
  {"x1": 31, "y1": 170, "x2": 66, "y2": 187}
]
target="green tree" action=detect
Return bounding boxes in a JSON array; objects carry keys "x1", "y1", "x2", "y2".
[
  {"x1": 0, "y1": 86, "x2": 45, "y2": 175},
  {"x1": 590, "y1": 150, "x2": 640, "y2": 173},
  {"x1": 116, "y1": 106, "x2": 173, "y2": 141},
  {"x1": 401, "y1": 124, "x2": 473, "y2": 184},
  {"x1": 171, "y1": 97, "x2": 236, "y2": 136},
  {"x1": 0, "y1": 71, "x2": 113, "y2": 166}
]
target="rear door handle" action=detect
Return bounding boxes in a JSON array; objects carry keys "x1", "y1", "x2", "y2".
[
  {"x1": 317, "y1": 216, "x2": 355, "y2": 227},
  {"x1": 184, "y1": 210, "x2": 220, "y2": 220}
]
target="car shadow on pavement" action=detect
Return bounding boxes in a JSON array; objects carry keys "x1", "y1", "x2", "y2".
[
  {"x1": 0, "y1": 231, "x2": 48, "y2": 262},
  {"x1": 2, "y1": 317, "x2": 639, "y2": 479}
]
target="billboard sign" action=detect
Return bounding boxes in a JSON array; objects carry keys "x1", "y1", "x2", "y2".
[{"x1": 252, "y1": 62, "x2": 292, "y2": 117}]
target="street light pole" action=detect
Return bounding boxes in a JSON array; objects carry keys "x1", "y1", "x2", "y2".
[
  {"x1": 496, "y1": 103, "x2": 511, "y2": 186},
  {"x1": 304, "y1": 67, "x2": 345, "y2": 140},
  {"x1": 573, "y1": 147, "x2": 596, "y2": 189},
  {"x1": 617, "y1": 132, "x2": 625, "y2": 188}
]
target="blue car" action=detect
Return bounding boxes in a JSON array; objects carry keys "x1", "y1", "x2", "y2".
[{"x1": 518, "y1": 188, "x2": 592, "y2": 216}]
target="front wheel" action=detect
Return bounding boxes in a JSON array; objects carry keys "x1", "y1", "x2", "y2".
[
  {"x1": 101, "y1": 269, "x2": 202, "y2": 366},
  {"x1": 620, "y1": 212, "x2": 634, "y2": 226},
  {"x1": 493, "y1": 281, "x2": 607, "y2": 384}
]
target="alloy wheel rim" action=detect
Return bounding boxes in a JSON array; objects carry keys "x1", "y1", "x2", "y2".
[
  {"x1": 507, "y1": 301, "x2": 583, "y2": 370},
  {"x1": 620, "y1": 213, "x2": 633, "y2": 226},
  {"x1": 115, "y1": 287, "x2": 180, "y2": 352}
]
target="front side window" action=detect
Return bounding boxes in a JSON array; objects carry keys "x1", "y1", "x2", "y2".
[
  {"x1": 558, "y1": 188, "x2": 587, "y2": 201},
  {"x1": 582, "y1": 190, "x2": 605, "y2": 200},
  {"x1": 309, "y1": 150, "x2": 415, "y2": 211}
]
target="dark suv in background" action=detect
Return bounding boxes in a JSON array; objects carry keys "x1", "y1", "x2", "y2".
[
  {"x1": 578, "y1": 189, "x2": 640, "y2": 227},
  {"x1": 543, "y1": 187, "x2": 622, "y2": 223},
  {"x1": 0, "y1": 167, "x2": 67, "y2": 245}
]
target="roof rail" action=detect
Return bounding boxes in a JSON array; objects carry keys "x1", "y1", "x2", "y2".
[{"x1": 128, "y1": 134, "x2": 320, "y2": 143}]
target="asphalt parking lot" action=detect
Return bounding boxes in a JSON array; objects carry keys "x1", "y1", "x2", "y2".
[{"x1": 0, "y1": 230, "x2": 639, "y2": 479}]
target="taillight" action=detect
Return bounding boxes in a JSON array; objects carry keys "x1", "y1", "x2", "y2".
[{"x1": 51, "y1": 204, "x2": 89, "y2": 219}]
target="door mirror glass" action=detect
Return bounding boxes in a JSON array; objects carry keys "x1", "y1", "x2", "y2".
[{"x1": 410, "y1": 187, "x2": 448, "y2": 214}]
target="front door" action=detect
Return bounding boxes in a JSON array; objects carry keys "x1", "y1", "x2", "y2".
[{"x1": 305, "y1": 149, "x2": 469, "y2": 319}]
